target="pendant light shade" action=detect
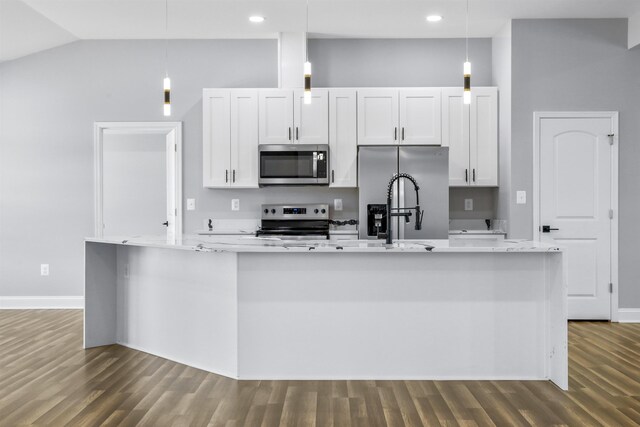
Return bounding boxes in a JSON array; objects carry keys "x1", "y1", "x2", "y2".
[
  {"x1": 163, "y1": 76, "x2": 171, "y2": 116},
  {"x1": 163, "y1": 0, "x2": 171, "y2": 116},
  {"x1": 463, "y1": 0, "x2": 471, "y2": 105}
]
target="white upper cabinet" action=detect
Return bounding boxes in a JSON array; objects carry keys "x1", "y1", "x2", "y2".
[
  {"x1": 329, "y1": 89, "x2": 357, "y2": 188},
  {"x1": 203, "y1": 89, "x2": 231, "y2": 188},
  {"x1": 357, "y1": 89, "x2": 399, "y2": 145},
  {"x1": 443, "y1": 87, "x2": 498, "y2": 187},
  {"x1": 294, "y1": 89, "x2": 329, "y2": 144},
  {"x1": 470, "y1": 87, "x2": 498, "y2": 186},
  {"x1": 259, "y1": 90, "x2": 294, "y2": 144},
  {"x1": 230, "y1": 90, "x2": 259, "y2": 188},
  {"x1": 399, "y1": 89, "x2": 442, "y2": 145},
  {"x1": 203, "y1": 89, "x2": 258, "y2": 188}
]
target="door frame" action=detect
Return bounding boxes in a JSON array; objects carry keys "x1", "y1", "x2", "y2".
[
  {"x1": 532, "y1": 111, "x2": 619, "y2": 321},
  {"x1": 94, "y1": 121, "x2": 183, "y2": 239}
]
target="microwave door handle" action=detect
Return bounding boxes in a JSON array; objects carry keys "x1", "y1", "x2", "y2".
[{"x1": 312, "y1": 152, "x2": 318, "y2": 178}]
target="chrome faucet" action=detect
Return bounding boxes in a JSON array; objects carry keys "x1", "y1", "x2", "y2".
[{"x1": 379, "y1": 173, "x2": 424, "y2": 246}]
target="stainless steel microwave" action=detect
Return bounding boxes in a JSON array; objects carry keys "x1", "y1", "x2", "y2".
[{"x1": 258, "y1": 144, "x2": 329, "y2": 186}]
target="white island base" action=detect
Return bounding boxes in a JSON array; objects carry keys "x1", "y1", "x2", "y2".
[{"x1": 85, "y1": 237, "x2": 568, "y2": 390}]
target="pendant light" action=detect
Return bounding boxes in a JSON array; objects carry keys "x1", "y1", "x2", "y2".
[
  {"x1": 463, "y1": 0, "x2": 471, "y2": 105},
  {"x1": 304, "y1": 0, "x2": 312, "y2": 104},
  {"x1": 163, "y1": 0, "x2": 171, "y2": 116}
]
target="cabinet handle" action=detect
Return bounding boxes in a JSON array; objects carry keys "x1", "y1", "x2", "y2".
[
  {"x1": 225, "y1": 169, "x2": 229, "y2": 183},
  {"x1": 233, "y1": 169, "x2": 236, "y2": 183},
  {"x1": 402, "y1": 127, "x2": 405, "y2": 141},
  {"x1": 288, "y1": 127, "x2": 292, "y2": 141},
  {"x1": 296, "y1": 127, "x2": 299, "y2": 141},
  {"x1": 332, "y1": 170, "x2": 335, "y2": 183},
  {"x1": 394, "y1": 127, "x2": 398, "y2": 141},
  {"x1": 473, "y1": 169, "x2": 476, "y2": 182},
  {"x1": 465, "y1": 169, "x2": 468, "y2": 182}
]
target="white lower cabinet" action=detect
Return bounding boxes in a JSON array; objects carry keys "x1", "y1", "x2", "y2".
[
  {"x1": 443, "y1": 87, "x2": 498, "y2": 187},
  {"x1": 203, "y1": 89, "x2": 259, "y2": 188},
  {"x1": 329, "y1": 90, "x2": 357, "y2": 188}
]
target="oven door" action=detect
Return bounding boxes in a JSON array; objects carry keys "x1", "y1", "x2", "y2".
[{"x1": 259, "y1": 144, "x2": 329, "y2": 186}]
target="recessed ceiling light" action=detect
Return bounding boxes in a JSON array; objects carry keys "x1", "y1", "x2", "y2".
[
  {"x1": 426, "y1": 15, "x2": 443, "y2": 23},
  {"x1": 249, "y1": 16, "x2": 265, "y2": 23}
]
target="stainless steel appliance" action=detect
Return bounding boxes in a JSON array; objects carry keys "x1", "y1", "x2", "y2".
[
  {"x1": 257, "y1": 203, "x2": 330, "y2": 239},
  {"x1": 358, "y1": 146, "x2": 449, "y2": 240},
  {"x1": 258, "y1": 144, "x2": 329, "y2": 186}
]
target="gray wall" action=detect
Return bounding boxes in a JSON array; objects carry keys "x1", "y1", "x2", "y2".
[
  {"x1": 511, "y1": 19, "x2": 640, "y2": 308},
  {"x1": 0, "y1": 37, "x2": 493, "y2": 298}
]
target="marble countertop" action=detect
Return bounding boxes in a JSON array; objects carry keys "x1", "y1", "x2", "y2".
[
  {"x1": 448, "y1": 229, "x2": 508, "y2": 235},
  {"x1": 86, "y1": 235, "x2": 562, "y2": 254}
]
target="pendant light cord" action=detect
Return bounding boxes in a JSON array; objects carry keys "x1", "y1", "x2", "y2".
[
  {"x1": 465, "y1": 0, "x2": 469, "y2": 62},
  {"x1": 165, "y1": 0, "x2": 169, "y2": 77},
  {"x1": 306, "y1": 0, "x2": 309, "y2": 61}
]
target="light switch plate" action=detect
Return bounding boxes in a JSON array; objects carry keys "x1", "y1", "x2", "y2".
[
  {"x1": 516, "y1": 191, "x2": 527, "y2": 204},
  {"x1": 464, "y1": 199, "x2": 473, "y2": 211},
  {"x1": 231, "y1": 199, "x2": 240, "y2": 211},
  {"x1": 186, "y1": 198, "x2": 196, "y2": 211},
  {"x1": 334, "y1": 199, "x2": 343, "y2": 211},
  {"x1": 40, "y1": 264, "x2": 49, "y2": 276}
]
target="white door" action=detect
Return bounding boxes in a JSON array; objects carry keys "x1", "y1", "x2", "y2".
[
  {"x1": 294, "y1": 89, "x2": 328, "y2": 144},
  {"x1": 329, "y1": 89, "x2": 357, "y2": 188},
  {"x1": 203, "y1": 90, "x2": 231, "y2": 188},
  {"x1": 442, "y1": 88, "x2": 470, "y2": 186},
  {"x1": 259, "y1": 90, "x2": 294, "y2": 144},
  {"x1": 399, "y1": 89, "x2": 441, "y2": 145},
  {"x1": 230, "y1": 90, "x2": 259, "y2": 188},
  {"x1": 470, "y1": 87, "x2": 498, "y2": 186},
  {"x1": 102, "y1": 132, "x2": 168, "y2": 236},
  {"x1": 538, "y1": 114, "x2": 615, "y2": 319},
  {"x1": 357, "y1": 89, "x2": 399, "y2": 145}
]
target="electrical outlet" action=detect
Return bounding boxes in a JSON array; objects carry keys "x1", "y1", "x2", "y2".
[
  {"x1": 231, "y1": 199, "x2": 240, "y2": 211},
  {"x1": 40, "y1": 264, "x2": 49, "y2": 276},
  {"x1": 334, "y1": 199, "x2": 343, "y2": 211},
  {"x1": 186, "y1": 198, "x2": 196, "y2": 211},
  {"x1": 516, "y1": 191, "x2": 527, "y2": 204},
  {"x1": 464, "y1": 199, "x2": 473, "y2": 211}
]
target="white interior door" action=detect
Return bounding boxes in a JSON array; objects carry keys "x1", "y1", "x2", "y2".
[
  {"x1": 538, "y1": 115, "x2": 614, "y2": 320},
  {"x1": 102, "y1": 132, "x2": 168, "y2": 237},
  {"x1": 259, "y1": 90, "x2": 293, "y2": 144},
  {"x1": 294, "y1": 89, "x2": 328, "y2": 144},
  {"x1": 357, "y1": 89, "x2": 399, "y2": 145},
  {"x1": 399, "y1": 89, "x2": 441, "y2": 145}
]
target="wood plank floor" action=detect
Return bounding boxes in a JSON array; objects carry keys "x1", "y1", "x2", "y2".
[{"x1": 1, "y1": 311, "x2": 639, "y2": 426}]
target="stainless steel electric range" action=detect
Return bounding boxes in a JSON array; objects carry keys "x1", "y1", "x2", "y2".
[{"x1": 256, "y1": 203, "x2": 330, "y2": 240}]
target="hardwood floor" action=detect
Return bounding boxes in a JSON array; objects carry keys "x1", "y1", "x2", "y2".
[{"x1": 0, "y1": 311, "x2": 639, "y2": 426}]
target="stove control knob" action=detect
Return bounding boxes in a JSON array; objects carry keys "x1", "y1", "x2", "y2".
[
  {"x1": 264, "y1": 209, "x2": 269, "y2": 214},
  {"x1": 321, "y1": 208, "x2": 326, "y2": 214},
  {"x1": 314, "y1": 209, "x2": 319, "y2": 214},
  {"x1": 271, "y1": 209, "x2": 276, "y2": 214}
]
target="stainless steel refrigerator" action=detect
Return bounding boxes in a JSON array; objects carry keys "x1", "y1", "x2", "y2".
[{"x1": 358, "y1": 146, "x2": 449, "y2": 240}]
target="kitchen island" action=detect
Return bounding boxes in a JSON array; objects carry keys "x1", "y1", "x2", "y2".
[{"x1": 85, "y1": 235, "x2": 567, "y2": 389}]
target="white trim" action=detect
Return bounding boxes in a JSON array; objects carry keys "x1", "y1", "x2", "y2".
[
  {"x1": 532, "y1": 111, "x2": 619, "y2": 321},
  {"x1": 94, "y1": 122, "x2": 183, "y2": 239},
  {"x1": 0, "y1": 296, "x2": 84, "y2": 309},
  {"x1": 618, "y1": 309, "x2": 640, "y2": 323}
]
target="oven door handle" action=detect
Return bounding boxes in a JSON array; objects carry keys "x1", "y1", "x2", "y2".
[{"x1": 313, "y1": 151, "x2": 318, "y2": 178}]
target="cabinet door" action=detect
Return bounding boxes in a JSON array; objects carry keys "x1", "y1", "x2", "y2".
[
  {"x1": 293, "y1": 89, "x2": 328, "y2": 144},
  {"x1": 259, "y1": 90, "x2": 294, "y2": 144},
  {"x1": 230, "y1": 90, "x2": 259, "y2": 188},
  {"x1": 470, "y1": 87, "x2": 498, "y2": 186},
  {"x1": 357, "y1": 89, "x2": 399, "y2": 145},
  {"x1": 399, "y1": 89, "x2": 442, "y2": 145},
  {"x1": 203, "y1": 89, "x2": 231, "y2": 188},
  {"x1": 442, "y1": 88, "x2": 470, "y2": 186},
  {"x1": 329, "y1": 90, "x2": 357, "y2": 188}
]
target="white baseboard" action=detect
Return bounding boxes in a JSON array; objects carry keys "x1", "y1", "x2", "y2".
[
  {"x1": 618, "y1": 308, "x2": 640, "y2": 323},
  {"x1": 0, "y1": 296, "x2": 84, "y2": 309}
]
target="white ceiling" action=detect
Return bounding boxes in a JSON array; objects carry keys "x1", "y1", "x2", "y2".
[{"x1": 2, "y1": 0, "x2": 640, "y2": 62}]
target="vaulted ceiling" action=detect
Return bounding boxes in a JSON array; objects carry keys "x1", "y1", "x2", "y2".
[{"x1": 2, "y1": 0, "x2": 640, "y2": 62}]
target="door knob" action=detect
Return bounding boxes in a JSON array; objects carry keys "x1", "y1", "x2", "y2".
[
  {"x1": 542, "y1": 225, "x2": 559, "y2": 233},
  {"x1": 162, "y1": 221, "x2": 169, "y2": 227}
]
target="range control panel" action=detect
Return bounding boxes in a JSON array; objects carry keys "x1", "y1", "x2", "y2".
[{"x1": 261, "y1": 204, "x2": 329, "y2": 220}]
